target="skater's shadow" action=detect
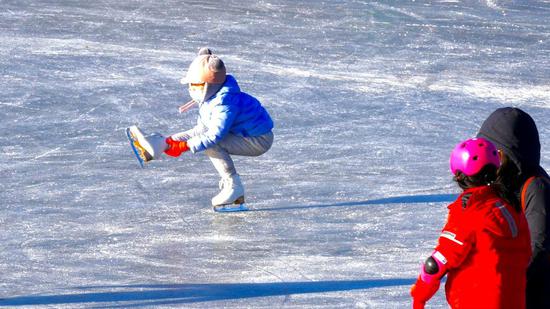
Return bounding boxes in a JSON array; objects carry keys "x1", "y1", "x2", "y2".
[
  {"x1": 252, "y1": 193, "x2": 457, "y2": 212},
  {"x1": 0, "y1": 278, "x2": 414, "y2": 307}
]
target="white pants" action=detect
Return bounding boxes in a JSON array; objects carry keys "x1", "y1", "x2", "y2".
[{"x1": 171, "y1": 129, "x2": 273, "y2": 178}]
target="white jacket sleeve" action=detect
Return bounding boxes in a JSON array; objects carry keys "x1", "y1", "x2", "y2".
[{"x1": 169, "y1": 123, "x2": 206, "y2": 141}]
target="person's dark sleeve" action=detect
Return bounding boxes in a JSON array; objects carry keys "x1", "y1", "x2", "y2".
[{"x1": 524, "y1": 178, "x2": 550, "y2": 258}]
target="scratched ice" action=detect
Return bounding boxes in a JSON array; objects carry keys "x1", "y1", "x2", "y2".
[{"x1": 1, "y1": 1, "x2": 549, "y2": 308}]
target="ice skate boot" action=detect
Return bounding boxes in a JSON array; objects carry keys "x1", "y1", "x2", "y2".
[
  {"x1": 126, "y1": 125, "x2": 168, "y2": 167},
  {"x1": 212, "y1": 174, "x2": 248, "y2": 212}
]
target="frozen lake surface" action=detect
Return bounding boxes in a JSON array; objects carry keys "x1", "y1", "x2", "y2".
[{"x1": 1, "y1": 1, "x2": 549, "y2": 307}]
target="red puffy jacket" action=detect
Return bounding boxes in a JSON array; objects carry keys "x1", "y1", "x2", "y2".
[{"x1": 437, "y1": 186, "x2": 531, "y2": 309}]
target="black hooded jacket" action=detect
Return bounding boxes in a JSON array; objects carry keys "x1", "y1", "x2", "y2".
[{"x1": 478, "y1": 107, "x2": 550, "y2": 261}]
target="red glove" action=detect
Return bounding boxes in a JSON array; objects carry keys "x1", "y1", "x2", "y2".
[
  {"x1": 164, "y1": 137, "x2": 189, "y2": 157},
  {"x1": 410, "y1": 276, "x2": 440, "y2": 309}
]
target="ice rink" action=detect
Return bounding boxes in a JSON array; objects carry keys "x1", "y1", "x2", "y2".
[{"x1": 1, "y1": 1, "x2": 549, "y2": 307}]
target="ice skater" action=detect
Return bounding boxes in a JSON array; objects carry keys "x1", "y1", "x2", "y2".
[
  {"x1": 127, "y1": 47, "x2": 274, "y2": 211},
  {"x1": 410, "y1": 137, "x2": 531, "y2": 309},
  {"x1": 477, "y1": 107, "x2": 550, "y2": 308}
]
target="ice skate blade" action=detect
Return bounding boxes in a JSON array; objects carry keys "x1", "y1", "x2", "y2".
[
  {"x1": 126, "y1": 128, "x2": 149, "y2": 168},
  {"x1": 213, "y1": 203, "x2": 248, "y2": 212},
  {"x1": 213, "y1": 197, "x2": 248, "y2": 212},
  {"x1": 128, "y1": 127, "x2": 153, "y2": 160}
]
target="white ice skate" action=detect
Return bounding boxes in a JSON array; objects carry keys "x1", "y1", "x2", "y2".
[
  {"x1": 126, "y1": 125, "x2": 167, "y2": 167},
  {"x1": 212, "y1": 174, "x2": 248, "y2": 212}
]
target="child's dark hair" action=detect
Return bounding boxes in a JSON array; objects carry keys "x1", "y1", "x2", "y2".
[
  {"x1": 454, "y1": 164, "x2": 521, "y2": 212},
  {"x1": 454, "y1": 165, "x2": 497, "y2": 189}
]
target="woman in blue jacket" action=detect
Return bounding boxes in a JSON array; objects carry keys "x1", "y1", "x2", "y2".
[{"x1": 130, "y1": 48, "x2": 273, "y2": 211}]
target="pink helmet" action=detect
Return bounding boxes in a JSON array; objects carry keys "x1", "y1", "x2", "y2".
[{"x1": 450, "y1": 137, "x2": 500, "y2": 176}]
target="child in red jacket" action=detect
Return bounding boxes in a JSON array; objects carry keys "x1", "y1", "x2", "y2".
[{"x1": 411, "y1": 137, "x2": 531, "y2": 309}]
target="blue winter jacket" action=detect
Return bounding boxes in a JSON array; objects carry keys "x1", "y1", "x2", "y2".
[{"x1": 187, "y1": 75, "x2": 274, "y2": 153}]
